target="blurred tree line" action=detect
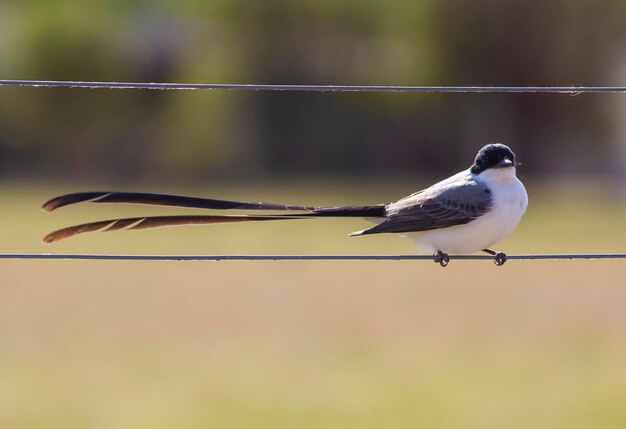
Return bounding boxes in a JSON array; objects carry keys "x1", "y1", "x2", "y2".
[{"x1": 0, "y1": 0, "x2": 625, "y2": 183}]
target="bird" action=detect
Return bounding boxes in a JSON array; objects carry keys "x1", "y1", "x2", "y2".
[{"x1": 42, "y1": 143, "x2": 528, "y2": 266}]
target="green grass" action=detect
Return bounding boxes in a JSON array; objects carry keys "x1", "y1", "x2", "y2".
[{"x1": 1, "y1": 180, "x2": 626, "y2": 428}]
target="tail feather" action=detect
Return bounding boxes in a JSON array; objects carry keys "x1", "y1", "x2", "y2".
[
  {"x1": 43, "y1": 214, "x2": 307, "y2": 243},
  {"x1": 42, "y1": 191, "x2": 388, "y2": 243},
  {"x1": 42, "y1": 191, "x2": 315, "y2": 212},
  {"x1": 311, "y1": 205, "x2": 386, "y2": 217}
]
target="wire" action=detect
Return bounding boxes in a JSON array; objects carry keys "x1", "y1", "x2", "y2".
[
  {"x1": 1, "y1": 253, "x2": 625, "y2": 261},
  {"x1": 1, "y1": 80, "x2": 626, "y2": 93}
]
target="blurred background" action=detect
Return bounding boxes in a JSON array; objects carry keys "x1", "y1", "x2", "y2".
[{"x1": 1, "y1": 1, "x2": 626, "y2": 428}]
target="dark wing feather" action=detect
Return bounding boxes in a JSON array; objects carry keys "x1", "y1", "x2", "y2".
[
  {"x1": 43, "y1": 214, "x2": 307, "y2": 243},
  {"x1": 360, "y1": 181, "x2": 492, "y2": 235}
]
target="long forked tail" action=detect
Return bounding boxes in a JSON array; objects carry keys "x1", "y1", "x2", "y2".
[{"x1": 42, "y1": 191, "x2": 386, "y2": 243}]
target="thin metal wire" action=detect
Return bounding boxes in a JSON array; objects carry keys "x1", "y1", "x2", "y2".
[
  {"x1": 0, "y1": 253, "x2": 625, "y2": 261},
  {"x1": 1, "y1": 80, "x2": 626, "y2": 93}
]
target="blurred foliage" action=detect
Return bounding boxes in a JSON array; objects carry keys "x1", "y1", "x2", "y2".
[{"x1": 0, "y1": 0, "x2": 625, "y2": 183}]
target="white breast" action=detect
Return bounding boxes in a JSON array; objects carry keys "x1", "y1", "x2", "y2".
[{"x1": 406, "y1": 168, "x2": 528, "y2": 254}]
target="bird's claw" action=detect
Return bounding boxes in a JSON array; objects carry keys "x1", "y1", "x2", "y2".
[
  {"x1": 433, "y1": 250, "x2": 506, "y2": 267},
  {"x1": 493, "y1": 252, "x2": 507, "y2": 266},
  {"x1": 433, "y1": 251, "x2": 450, "y2": 267}
]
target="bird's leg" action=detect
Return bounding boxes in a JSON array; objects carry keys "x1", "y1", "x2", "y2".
[
  {"x1": 433, "y1": 250, "x2": 450, "y2": 267},
  {"x1": 482, "y1": 248, "x2": 507, "y2": 266}
]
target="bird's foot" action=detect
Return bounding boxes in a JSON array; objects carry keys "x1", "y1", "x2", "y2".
[
  {"x1": 482, "y1": 249, "x2": 507, "y2": 266},
  {"x1": 433, "y1": 250, "x2": 450, "y2": 267},
  {"x1": 493, "y1": 252, "x2": 507, "y2": 266}
]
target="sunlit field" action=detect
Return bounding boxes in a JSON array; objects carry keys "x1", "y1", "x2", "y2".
[{"x1": 1, "y1": 180, "x2": 626, "y2": 429}]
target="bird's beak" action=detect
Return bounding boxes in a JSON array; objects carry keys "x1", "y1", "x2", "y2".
[{"x1": 496, "y1": 158, "x2": 515, "y2": 168}]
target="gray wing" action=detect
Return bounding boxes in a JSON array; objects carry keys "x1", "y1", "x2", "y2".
[{"x1": 359, "y1": 179, "x2": 492, "y2": 235}]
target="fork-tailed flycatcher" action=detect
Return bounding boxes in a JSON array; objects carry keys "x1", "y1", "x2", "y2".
[{"x1": 42, "y1": 143, "x2": 528, "y2": 266}]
